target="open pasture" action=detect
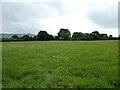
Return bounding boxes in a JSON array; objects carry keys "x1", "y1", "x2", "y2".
[{"x1": 2, "y1": 40, "x2": 118, "y2": 88}]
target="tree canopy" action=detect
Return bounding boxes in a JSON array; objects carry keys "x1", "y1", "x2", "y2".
[
  {"x1": 4, "y1": 29, "x2": 118, "y2": 42},
  {"x1": 11, "y1": 35, "x2": 19, "y2": 40},
  {"x1": 37, "y1": 31, "x2": 54, "y2": 40},
  {"x1": 58, "y1": 28, "x2": 71, "y2": 40},
  {"x1": 22, "y1": 35, "x2": 32, "y2": 41}
]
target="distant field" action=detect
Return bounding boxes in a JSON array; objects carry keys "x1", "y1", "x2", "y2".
[{"x1": 2, "y1": 40, "x2": 118, "y2": 88}]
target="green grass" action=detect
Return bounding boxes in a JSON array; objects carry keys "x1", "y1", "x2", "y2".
[
  {"x1": 2, "y1": 40, "x2": 118, "y2": 88},
  {"x1": 0, "y1": 42, "x2": 2, "y2": 89}
]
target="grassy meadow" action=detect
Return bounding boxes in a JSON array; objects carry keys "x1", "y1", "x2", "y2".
[
  {"x1": 2, "y1": 40, "x2": 118, "y2": 88},
  {"x1": 0, "y1": 42, "x2": 2, "y2": 89}
]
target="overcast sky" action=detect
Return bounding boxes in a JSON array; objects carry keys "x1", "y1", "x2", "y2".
[{"x1": 1, "y1": 0, "x2": 119, "y2": 36}]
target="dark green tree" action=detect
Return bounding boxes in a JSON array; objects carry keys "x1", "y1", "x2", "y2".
[
  {"x1": 11, "y1": 35, "x2": 19, "y2": 40},
  {"x1": 23, "y1": 35, "x2": 30, "y2": 41},
  {"x1": 33, "y1": 35, "x2": 38, "y2": 40},
  {"x1": 119, "y1": 35, "x2": 120, "y2": 39},
  {"x1": 55, "y1": 36, "x2": 59, "y2": 40},
  {"x1": 72, "y1": 32, "x2": 93, "y2": 40},
  {"x1": 48, "y1": 35, "x2": 54, "y2": 40},
  {"x1": 84, "y1": 33, "x2": 92, "y2": 40},
  {"x1": 99, "y1": 34, "x2": 108, "y2": 39},
  {"x1": 109, "y1": 35, "x2": 113, "y2": 39},
  {"x1": 91, "y1": 31, "x2": 100, "y2": 39},
  {"x1": 37, "y1": 31, "x2": 49, "y2": 40},
  {"x1": 58, "y1": 28, "x2": 71, "y2": 40},
  {"x1": 72, "y1": 32, "x2": 84, "y2": 39}
]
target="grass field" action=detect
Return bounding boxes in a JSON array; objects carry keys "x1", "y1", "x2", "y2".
[
  {"x1": 0, "y1": 42, "x2": 2, "y2": 89},
  {"x1": 2, "y1": 40, "x2": 118, "y2": 88}
]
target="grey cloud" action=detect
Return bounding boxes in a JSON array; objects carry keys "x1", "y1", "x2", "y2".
[
  {"x1": 87, "y1": 5, "x2": 118, "y2": 28},
  {"x1": 49, "y1": 1, "x2": 70, "y2": 16},
  {"x1": 3, "y1": 20, "x2": 38, "y2": 34},
  {"x1": 2, "y1": 2, "x2": 61, "y2": 33},
  {"x1": 2, "y1": 2, "x2": 59, "y2": 22}
]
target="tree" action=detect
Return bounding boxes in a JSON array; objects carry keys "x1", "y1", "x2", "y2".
[
  {"x1": 33, "y1": 35, "x2": 38, "y2": 40},
  {"x1": 11, "y1": 35, "x2": 19, "y2": 40},
  {"x1": 48, "y1": 34, "x2": 54, "y2": 40},
  {"x1": 72, "y1": 32, "x2": 93, "y2": 40},
  {"x1": 72, "y1": 32, "x2": 84, "y2": 39},
  {"x1": 37, "y1": 31, "x2": 49, "y2": 40},
  {"x1": 58, "y1": 28, "x2": 71, "y2": 40},
  {"x1": 109, "y1": 35, "x2": 113, "y2": 39},
  {"x1": 84, "y1": 33, "x2": 92, "y2": 40},
  {"x1": 91, "y1": 31, "x2": 100, "y2": 39},
  {"x1": 23, "y1": 35, "x2": 30, "y2": 41},
  {"x1": 55, "y1": 36, "x2": 59, "y2": 40},
  {"x1": 119, "y1": 35, "x2": 120, "y2": 39},
  {"x1": 99, "y1": 34, "x2": 108, "y2": 39}
]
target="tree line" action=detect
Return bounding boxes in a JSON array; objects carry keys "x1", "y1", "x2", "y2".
[{"x1": 1, "y1": 28, "x2": 120, "y2": 42}]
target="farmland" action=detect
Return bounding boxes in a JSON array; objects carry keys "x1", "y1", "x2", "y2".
[{"x1": 2, "y1": 40, "x2": 118, "y2": 88}]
